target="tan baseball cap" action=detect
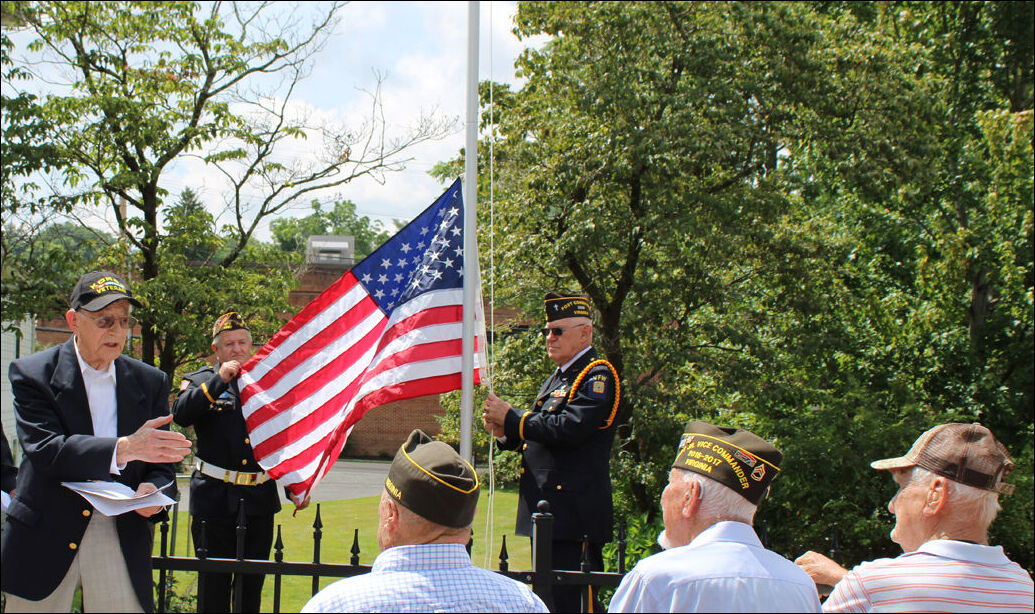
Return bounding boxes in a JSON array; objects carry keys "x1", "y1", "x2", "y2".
[{"x1": 871, "y1": 423, "x2": 1015, "y2": 495}]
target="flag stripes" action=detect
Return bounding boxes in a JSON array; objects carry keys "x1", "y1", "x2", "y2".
[{"x1": 238, "y1": 179, "x2": 481, "y2": 504}]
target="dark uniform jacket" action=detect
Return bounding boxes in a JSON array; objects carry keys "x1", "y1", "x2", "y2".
[
  {"x1": 497, "y1": 347, "x2": 620, "y2": 543},
  {"x1": 1, "y1": 339, "x2": 175, "y2": 611},
  {"x1": 172, "y1": 365, "x2": 281, "y2": 517},
  {"x1": 1, "y1": 421, "x2": 17, "y2": 494}
]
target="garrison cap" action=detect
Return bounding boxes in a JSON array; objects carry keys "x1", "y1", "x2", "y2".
[
  {"x1": 213, "y1": 309, "x2": 249, "y2": 338},
  {"x1": 384, "y1": 429, "x2": 479, "y2": 528},
  {"x1": 673, "y1": 421, "x2": 782, "y2": 505},
  {"x1": 544, "y1": 292, "x2": 591, "y2": 322},
  {"x1": 870, "y1": 423, "x2": 1015, "y2": 495},
  {"x1": 70, "y1": 271, "x2": 142, "y2": 311}
]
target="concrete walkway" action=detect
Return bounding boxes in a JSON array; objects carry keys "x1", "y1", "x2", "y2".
[{"x1": 175, "y1": 459, "x2": 391, "y2": 510}]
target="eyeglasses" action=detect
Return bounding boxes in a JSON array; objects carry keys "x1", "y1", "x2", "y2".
[
  {"x1": 540, "y1": 324, "x2": 586, "y2": 338},
  {"x1": 78, "y1": 312, "x2": 138, "y2": 330}
]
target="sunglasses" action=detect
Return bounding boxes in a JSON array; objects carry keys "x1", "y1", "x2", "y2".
[
  {"x1": 540, "y1": 324, "x2": 586, "y2": 338},
  {"x1": 79, "y1": 312, "x2": 138, "y2": 330}
]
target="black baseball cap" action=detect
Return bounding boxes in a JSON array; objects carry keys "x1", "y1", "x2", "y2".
[{"x1": 70, "y1": 271, "x2": 143, "y2": 311}]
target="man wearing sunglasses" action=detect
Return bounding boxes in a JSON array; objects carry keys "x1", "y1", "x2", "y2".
[
  {"x1": 483, "y1": 292, "x2": 621, "y2": 612},
  {"x1": 2, "y1": 271, "x2": 191, "y2": 612}
]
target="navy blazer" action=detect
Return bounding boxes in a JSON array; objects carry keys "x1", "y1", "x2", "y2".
[{"x1": 0, "y1": 338, "x2": 176, "y2": 612}]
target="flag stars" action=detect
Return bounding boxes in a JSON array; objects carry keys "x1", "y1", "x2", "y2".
[
  {"x1": 400, "y1": 243, "x2": 411, "y2": 253},
  {"x1": 397, "y1": 258, "x2": 408, "y2": 267},
  {"x1": 377, "y1": 274, "x2": 388, "y2": 284},
  {"x1": 381, "y1": 258, "x2": 392, "y2": 269},
  {"x1": 443, "y1": 258, "x2": 454, "y2": 269},
  {"x1": 447, "y1": 207, "x2": 459, "y2": 217},
  {"x1": 451, "y1": 227, "x2": 462, "y2": 237},
  {"x1": 361, "y1": 273, "x2": 372, "y2": 283}
]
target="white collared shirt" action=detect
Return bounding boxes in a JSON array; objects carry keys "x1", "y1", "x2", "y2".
[
  {"x1": 609, "y1": 521, "x2": 822, "y2": 613},
  {"x1": 558, "y1": 345, "x2": 593, "y2": 374},
  {"x1": 73, "y1": 337, "x2": 124, "y2": 474}
]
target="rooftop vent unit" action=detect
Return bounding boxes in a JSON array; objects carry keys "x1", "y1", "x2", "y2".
[{"x1": 306, "y1": 235, "x2": 355, "y2": 268}]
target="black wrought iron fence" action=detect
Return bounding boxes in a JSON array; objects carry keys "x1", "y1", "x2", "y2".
[{"x1": 152, "y1": 500, "x2": 627, "y2": 613}]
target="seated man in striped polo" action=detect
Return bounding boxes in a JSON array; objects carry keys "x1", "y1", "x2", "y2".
[
  {"x1": 302, "y1": 430, "x2": 549, "y2": 613},
  {"x1": 796, "y1": 423, "x2": 1034, "y2": 612}
]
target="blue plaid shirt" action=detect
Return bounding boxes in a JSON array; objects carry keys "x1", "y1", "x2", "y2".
[{"x1": 301, "y1": 543, "x2": 550, "y2": 613}]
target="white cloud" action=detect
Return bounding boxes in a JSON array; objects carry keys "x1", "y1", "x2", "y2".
[
  {"x1": 155, "y1": 1, "x2": 538, "y2": 239},
  {"x1": 11, "y1": 1, "x2": 543, "y2": 240}
]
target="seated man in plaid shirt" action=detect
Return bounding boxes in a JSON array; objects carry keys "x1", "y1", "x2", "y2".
[{"x1": 302, "y1": 430, "x2": 549, "y2": 613}]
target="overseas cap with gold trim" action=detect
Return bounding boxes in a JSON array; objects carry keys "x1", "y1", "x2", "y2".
[
  {"x1": 384, "y1": 429, "x2": 479, "y2": 528},
  {"x1": 673, "y1": 421, "x2": 782, "y2": 505},
  {"x1": 212, "y1": 309, "x2": 249, "y2": 338},
  {"x1": 544, "y1": 292, "x2": 591, "y2": 321}
]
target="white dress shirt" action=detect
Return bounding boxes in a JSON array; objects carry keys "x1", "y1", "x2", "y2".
[
  {"x1": 558, "y1": 344, "x2": 593, "y2": 373},
  {"x1": 73, "y1": 338, "x2": 124, "y2": 474},
  {"x1": 609, "y1": 521, "x2": 822, "y2": 613}
]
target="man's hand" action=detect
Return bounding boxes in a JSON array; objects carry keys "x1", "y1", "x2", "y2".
[
  {"x1": 482, "y1": 393, "x2": 509, "y2": 437},
  {"x1": 133, "y1": 482, "x2": 162, "y2": 518},
  {"x1": 116, "y1": 414, "x2": 192, "y2": 465},
  {"x1": 795, "y1": 550, "x2": 849, "y2": 587},
  {"x1": 219, "y1": 360, "x2": 242, "y2": 383}
]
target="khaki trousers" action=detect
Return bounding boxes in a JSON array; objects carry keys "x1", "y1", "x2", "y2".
[{"x1": 4, "y1": 514, "x2": 143, "y2": 613}]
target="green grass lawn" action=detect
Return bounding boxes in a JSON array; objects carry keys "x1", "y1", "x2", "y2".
[{"x1": 154, "y1": 487, "x2": 530, "y2": 613}]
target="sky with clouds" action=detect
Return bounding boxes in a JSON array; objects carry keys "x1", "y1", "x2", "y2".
[
  {"x1": 7, "y1": 1, "x2": 542, "y2": 240},
  {"x1": 167, "y1": 0, "x2": 538, "y2": 238}
]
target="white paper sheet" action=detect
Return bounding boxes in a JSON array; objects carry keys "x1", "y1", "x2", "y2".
[{"x1": 62, "y1": 480, "x2": 175, "y2": 516}]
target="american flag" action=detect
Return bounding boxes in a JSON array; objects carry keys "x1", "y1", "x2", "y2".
[{"x1": 238, "y1": 179, "x2": 483, "y2": 505}]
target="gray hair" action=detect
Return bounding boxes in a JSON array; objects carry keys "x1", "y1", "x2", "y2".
[
  {"x1": 212, "y1": 328, "x2": 252, "y2": 347},
  {"x1": 680, "y1": 469, "x2": 758, "y2": 525},
  {"x1": 909, "y1": 467, "x2": 1001, "y2": 527}
]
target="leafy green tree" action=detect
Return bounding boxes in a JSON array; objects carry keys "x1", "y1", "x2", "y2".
[
  {"x1": 0, "y1": 27, "x2": 66, "y2": 326},
  {"x1": 111, "y1": 187, "x2": 298, "y2": 382},
  {"x1": 1, "y1": 221, "x2": 114, "y2": 323},
  {"x1": 6, "y1": 1, "x2": 454, "y2": 368},
  {"x1": 437, "y1": 0, "x2": 1033, "y2": 573},
  {"x1": 270, "y1": 199, "x2": 392, "y2": 261}
]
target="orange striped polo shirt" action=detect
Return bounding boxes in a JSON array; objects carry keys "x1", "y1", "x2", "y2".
[{"x1": 823, "y1": 540, "x2": 1034, "y2": 612}]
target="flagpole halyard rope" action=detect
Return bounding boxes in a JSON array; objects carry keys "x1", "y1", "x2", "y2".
[{"x1": 483, "y1": 0, "x2": 497, "y2": 569}]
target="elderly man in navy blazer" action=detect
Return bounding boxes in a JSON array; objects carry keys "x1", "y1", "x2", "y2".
[{"x1": 1, "y1": 271, "x2": 192, "y2": 613}]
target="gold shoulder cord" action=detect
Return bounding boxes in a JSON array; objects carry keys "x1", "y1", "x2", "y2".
[{"x1": 568, "y1": 360, "x2": 621, "y2": 430}]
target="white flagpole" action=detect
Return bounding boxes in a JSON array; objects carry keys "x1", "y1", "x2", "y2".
[{"x1": 461, "y1": 0, "x2": 479, "y2": 464}]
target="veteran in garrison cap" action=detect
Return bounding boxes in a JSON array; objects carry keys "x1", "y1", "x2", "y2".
[
  {"x1": 303, "y1": 430, "x2": 548, "y2": 613},
  {"x1": 172, "y1": 309, "x2": 281, "y2": 613},
  {"x1": 609, "y1": 421, "x2": 821, "y2": 613},
  {"x1": 482, "y1": 292, "x2": 621, "y2": 612}
]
